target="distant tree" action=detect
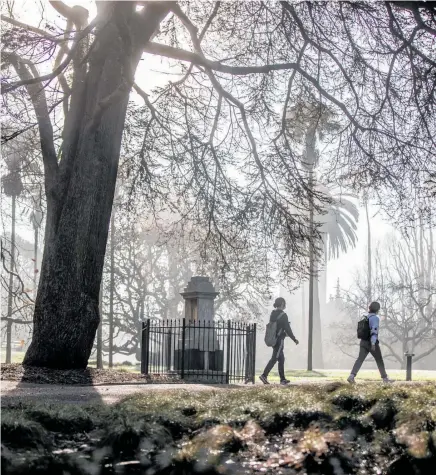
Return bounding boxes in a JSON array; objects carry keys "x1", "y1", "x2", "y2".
[
  {"x1": 1, "y1": 235, "x2": 35, "y2": 358},
  {"x1": 1, "y1": 128, "x2": 45, "y2": 361},
  {"x1": 337, "y1": 223, "x2": 436, "y2": 368},
  {"x1": 98, "y1": 220, "x2": 269, "y2": 360},
  {"x1": 2, "y1": 133, "x2": 27, "y2": 363}
]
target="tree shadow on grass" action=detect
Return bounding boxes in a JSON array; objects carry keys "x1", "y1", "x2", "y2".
[{"x1": 1, "y1": 363, "x2": 104, "y2": 407}]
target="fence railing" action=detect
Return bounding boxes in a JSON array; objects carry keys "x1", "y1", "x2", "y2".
[{"x1": 141, "y1": 318, "x2": 256, "y2": 384}]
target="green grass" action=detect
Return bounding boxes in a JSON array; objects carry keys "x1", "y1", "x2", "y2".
[
  {"x1": 87, "y1": 361, "x2": 140, "y2": 372},
  {"x1": 261, "y1": 369, "x2": 436, "y2": 382},
  {"x1": 4, "y1": 351, "x2": 435, "y2": 382},
  {"x1": 1, "y1": 351, "x2": 25, "y2": 364},
  {"x1": 86, "y1": 365, "x2": 436, "y2": 381}
]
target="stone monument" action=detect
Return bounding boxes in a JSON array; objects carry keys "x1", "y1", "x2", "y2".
[{"x1": 174, "y1": 276, "x2": 224, "y2": 377}]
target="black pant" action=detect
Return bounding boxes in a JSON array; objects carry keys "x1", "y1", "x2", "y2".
[
  {"x1": 351, "y1": 340, "x2": 387, "y2": 379},
  {"x1": 262, "y1": 338, "x2": 285, "y2": 380}
]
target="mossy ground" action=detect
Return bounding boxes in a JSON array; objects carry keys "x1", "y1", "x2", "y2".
[{"x1": 2, "y1": 383, "x2": 436, "y2": 474}]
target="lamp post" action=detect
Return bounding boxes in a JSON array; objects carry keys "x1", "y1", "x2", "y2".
[
  {"x1": 2, "y1": 156, "x2": 23, "y2": 364},
  {"x1": 405, "y1": 352, "x2": 415, "y2": 381}
]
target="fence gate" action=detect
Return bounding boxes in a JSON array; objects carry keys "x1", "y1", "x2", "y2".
[{"x1": 141, "y1": 319, "x2": 256, "y2": 384}]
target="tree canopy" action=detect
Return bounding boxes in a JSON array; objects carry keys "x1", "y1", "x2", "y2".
[{"x1": 2, "y1": 1, "x2": 435, "y2": 271}]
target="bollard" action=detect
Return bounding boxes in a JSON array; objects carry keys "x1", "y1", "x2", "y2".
[{"x1": 405, "y1": 352, "x2": 415, "y2": 381}]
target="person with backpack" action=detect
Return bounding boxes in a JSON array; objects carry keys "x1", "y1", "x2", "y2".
[
  {"x1": 260, "y1": 297, "x2": 299, "y2": 385},
  {"x1": 347, "y1": 301, "x2": 392, "y2": 384}
]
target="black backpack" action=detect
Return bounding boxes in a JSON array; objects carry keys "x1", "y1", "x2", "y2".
[
  {"x1": 264, "y1": 311, "x2": 285, "y2": 347},
  {"x1": 357, "y1": 315, "x2": 370, "y2": 340}
]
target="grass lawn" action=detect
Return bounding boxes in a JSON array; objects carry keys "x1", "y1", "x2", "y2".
[
  {"x1": 85, "y1": 364, "x2": 436, "y2": 382},
  {"x1": 262, "y1": 369, "x2": 436, "y2": 382},
  {"x1": 4, "y1": 350, "x2": 436, "y2": 382},
  {"x1": 0, "y1": 351, "x2": 26, "y2": 364},
  {"x1": 2, "y1": 382, "x2": 436, "y2": 474}
]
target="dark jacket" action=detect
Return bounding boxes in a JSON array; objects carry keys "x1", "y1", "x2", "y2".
[{"x1": 269, "y1": 309, "x2": 297, "y2": 342}]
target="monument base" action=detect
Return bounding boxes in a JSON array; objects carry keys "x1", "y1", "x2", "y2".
[
  {"x1": 168, "y1": 369, "x2": 228, "y2": 383},
  {"x1": 174, "y1": 349, "x2": 224, "y2": 371}
]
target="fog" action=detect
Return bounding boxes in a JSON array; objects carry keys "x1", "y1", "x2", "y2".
[{"x1": 1, "y1": 0, "x2": 435, "y2": 374}]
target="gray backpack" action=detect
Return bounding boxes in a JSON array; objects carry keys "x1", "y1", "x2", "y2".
[{"x1": 264, "y1": 311, "x2": 284, "y2": 347}]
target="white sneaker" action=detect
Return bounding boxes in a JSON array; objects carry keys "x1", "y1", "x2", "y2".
[{"x1": 383, "y1": 377, "x2": 393, "y2": 384}]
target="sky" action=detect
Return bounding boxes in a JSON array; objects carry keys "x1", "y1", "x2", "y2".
[{"x1": 2, "y1": 0, "x2": 396, "y2": 298}]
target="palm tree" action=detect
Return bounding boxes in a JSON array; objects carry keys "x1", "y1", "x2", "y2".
[
  {"x1": 318, "y1": 190, "x2": 359, "y2": 259},
  {"x1": 318, "y1": 188, "x2": 359, "y2": 300},
  {"x1": 287, "y1": 98, "x2": 358, "y2": 369},
  {"x1": 309, "y1": 187, "x2": 359, "y2": 367}
]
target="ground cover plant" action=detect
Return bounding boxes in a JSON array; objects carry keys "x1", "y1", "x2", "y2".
[{"x1": 2, "y1": 383, "x2": 435, "y2": 474}]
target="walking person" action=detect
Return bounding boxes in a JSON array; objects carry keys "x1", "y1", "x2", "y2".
[
  {"x1": 260, "y1": 297, "x2": 299, "y2": 385},
  {"x1": 348, "y1": 301, "x2": 392, "y2": 384}
]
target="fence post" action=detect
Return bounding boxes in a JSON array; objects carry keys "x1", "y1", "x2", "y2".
[
  {"x1": 252, "y1": 323, "x2": 257, "y2": 384},
  {"x1": 226, "y1": 320, "x2": 231, "y2": 384},
  {"x1": 405, "y1": 352, "x2": 414, "y2": 381},
  {"x1": 141, "y1": 320, "x2": 150, "y2": 375},
  {"x1": 244, "y1": 324, "x2": 250, "y2": 384},
  {"x1": 167, "y1": 324, "x2": 172, "y2": 372},
  {"x1": 181, "y1": 318, "x2": 186, "y2": 380},
  {"x1": 141, "y1": 321, "x2": 145, "y2": 374}
]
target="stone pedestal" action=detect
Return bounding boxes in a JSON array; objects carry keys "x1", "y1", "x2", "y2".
[{"x1": 175, "y1": 276, "x2": 224, "y2": 375}]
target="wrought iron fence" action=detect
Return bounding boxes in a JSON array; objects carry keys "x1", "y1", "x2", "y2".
[{"x1": 141, "y1": 318, "x2": 256, "y2": 384}]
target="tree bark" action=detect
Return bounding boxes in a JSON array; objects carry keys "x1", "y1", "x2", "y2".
[{"x1": 23, "y1": 2, "x2": 170, "y2": 369}]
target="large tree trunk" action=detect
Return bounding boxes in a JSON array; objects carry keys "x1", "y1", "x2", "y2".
[{"x1": 23, "y1": 2, "x2": 170, "y2": 369}]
